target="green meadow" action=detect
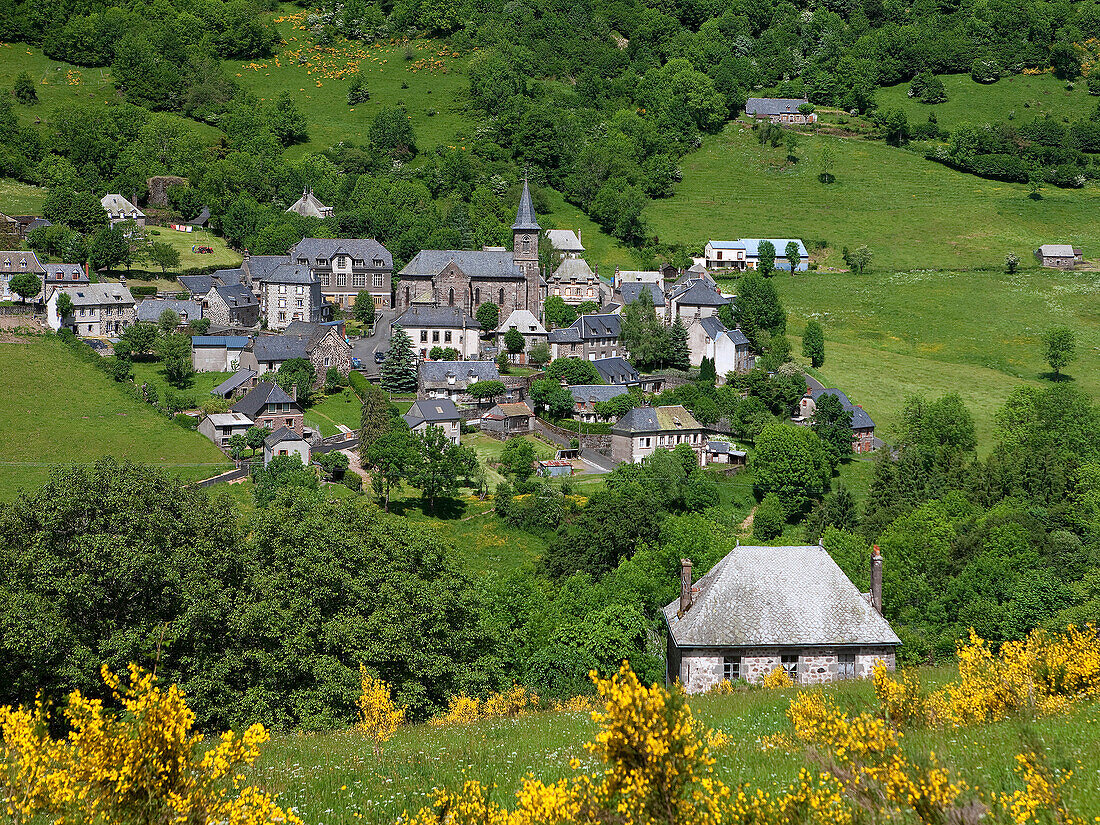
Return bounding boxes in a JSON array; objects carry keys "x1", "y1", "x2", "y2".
[
  {"x1": 0, "y1": 178, "x2": 48, "y2": 215},
  {"x1": 646, "y1": 123, "x2": 1100, "y2": 271},
  {"x1": 0, "y1": 336, "x2": 232, "y2": 500}
]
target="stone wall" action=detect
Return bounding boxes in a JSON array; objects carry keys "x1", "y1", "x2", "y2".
[
  {"x1": 535, "y1": 417, "x2": 612, "y2": 455},
  {"x1": 678, "y1": 646, "x2": 896, "y2": 693}
]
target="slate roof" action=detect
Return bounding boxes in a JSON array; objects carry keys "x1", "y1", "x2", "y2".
[
  {"x1": 286, "y1": 190, "x2": 332, "y2": 219},
  {"x1": 100, "y1": 193, "x2": 144, "y2": 217},
  {"x1": 418, "y1": 360, "x2": 500, "y2": 384},
  {"x1": 65, "y1": 283, "x2": 134, "y2": 306},
  {"x1": 696, "y1": 316, "x2": 726, "y2": 339},
  {"x1": 192, "y1": 335, "x2": 249, "y2": 348},
  {"x1": 136, "y1": 298, "x2": 202, "y2": 322},
  {"x1": 612, "y1": 404, "x2": 701, "y2": 434},
  {"x1": 206, "y1": 411, "x2": 253, "y2": 427},
  {"x1": 252, "y1": 335, "x2": 309, "y2": 362},
  {"x1": 42, "y1": 263, "x2": 88, "y2": 284},
  {"x1": 266, "y1": 264, "x2": 315, "y2": 285},
  {"x1": 399, "y1": 249, "x2": 525, "y2": 280},
  {"x1": 214, "y1": 283, "x2": 258, "y2": 308},
  {"x1": 498, "y1": 309, "x2": 546, "y2": 336},
  {"x1": 722, "y1": 327, "x2": 751, "y2": 347},
  {"x1": 486, "y1": 401, "x2": 534, "y2": 418},
  {"x1": 291, "y1": 238, "x2": 393, "y2": 267},
  {"x1": 548, "y1": 327, "x2": 582, "y2": 344},
  {"x1": 211, "y1": 268, "x2": 243, "y2": 286},
  {"x1": 546, "y1": 229, "x2": 584, "y2": 252},
  {"x1": 513, "y1": 179, "x2": 540, "y2": 231},
  {"x1": 178, "y1": 274, "x2": 214, "y2": 296},
  {"x1": 189, "y1": 206, "x2": 210, "y2": 226},
  {"x1": 212, "y1": 368, "x2": 257, "y2": 397},
  {"x1": 619, "y1": 282, "x2": 666, "y2": 308},
  {"x1": 395, "y1": 305, "x2": 480, "y2": 330},
  {"x1": 1038, "y1": 244, "x2": 1076, "y2": 257},
  {"x1": 242, "y1": 255, "x2": 291, "y2": 283},
  {"x1": 670, "y1": 280, "x2": 730, "y2": 307},
  {"x1": 264, "y1": 425, "x2": 307, "y2": 448},
  {"x1": 1, "y1": 250, "x2": 44, "y2": 273},
  {"x1": 549, "y1": 258, "x2": 596, "y2": 283},
  {"x1": 811, "y1": 388, "x2": 875, "y2": 430},
  {"x1": 594, "y1": 356, "x2": 639, "y2": 384},
  {"x1": 232, "y1": 382, "x2": 295, "y2": 418},
  {"x1": 617, "y1": 270, "x2": 663, "y2": 284},
  {"x1": 674, "y1": 270, "x2": 716, "y2": 289},
  {"x1": 745, "y1": 98, "x2": 811, "y2": 117},
  {"x1": 405, "y1": 398, "x2": 461, "y2": 427},
  {"x1": 574, "y1": 313, "x2": 621, "y2": 339},
  {"x1": 568, "y1": 384, "x2": 629, "y2": 404},
  {"x1": 663, "y1": 545, "x2": 901, "y2": 648},
  {"x1": 26, "y1": 218, "x2": 52, "y2": 234}
]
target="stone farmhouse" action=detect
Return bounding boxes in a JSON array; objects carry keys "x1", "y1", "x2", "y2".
[
  {"x1": 1035, "y1": 244, "x2": 1084, "y2": 269},
  {"x1": 418, "y1": 360, "x2": 502, "y2": 401},
  {"x1": 745, "y1": 98, "x2": 818, "y2": 125},
  {"x1": 664, "y1": 546, "x2": 898, "y2": 692},
  {"x1": 238, "y1": 322, "x2": 350, "y2": 385},
  {"x1": 101, "y1": 194, "x2": 145, "y2": 227},
  {"x1": 497, "y1": 309, "x2": 547, "y2": 363},
  {"x1": 136, "y1": 298, "x2": 202, "y2": 326},
  {"x1": 47, "y1": 283, "x2": 135, "y2": 336},
  {"x1": 232, "y1": 382, "x2": 304, "y2": 435},
  {"x1": 1, "y1": 250, "x2": 44, "y2": 301},
  {"x1": 178, "y1": 269, "x2": 243, "y2": 302},
  {"x1": 41, "y1": 263, "x2": 89, "y2": 295},
  {"x1": 264, "y1": 427, "x2": 312, "y2": 466},
  {"x1": 394, "y1": 182, "x2": 541, "y2": 316},
  {"x1": 703, "y1": 241, "x2": 747, "y2": 270},
  {"x1": 796, "y1": 388, "x2": 876, "y2": 453},
  {"x1": 396, "y1": 305, "x2": 482, "y2": 360},
  {"x1": 667, "y1": 277, "x2": 730, "y2": 323},
  {"x1": 568, "y1": 384, "x2": 629, "y2": 423},
  {"x1": 688, "y1": 317, "x2": 755, "y2": 377},
  {"x1": 286, "y1": 188, "x2": 333, "y2": 219},
  {"x1": 205, "y1": 283, "x2": 260, "y2": 328},
  {"x1": 192, "y1": 335, "x2": 249, "y2": 372},
  {"x1": 198, "y1": 411, "x2": 253, "y2": 447},
  {"x1": 546, "y1": 258, "x2": 604, "y2": 306},
  {"x1": 611, "y1": 405, "x2": 706, "y2": 465},
  {"x1": 548, "y1": 313, "x2": 623, "y2": 361},
  {"x1": 617, "y1": 282, "x2": 667, "y2": 322},
  {"x1": 259, "y1": 263, "x2": 324, "y2": 330},
  {"x1": 290, "y1": 237, "x2": 394, "y2": 310},
  {"x1": 404, "y1": 398, "x2": 462, "y2": 444}
]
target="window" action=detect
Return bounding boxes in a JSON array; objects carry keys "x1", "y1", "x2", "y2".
[
  {"x1": 499, "y1": 288, "x2": 505, "y2": 304},
  {"x1": 279, "y1": 299, "x2": 286, "y2": 308},
  {"x1": 723, "y1": 657, "x2": 740, "y2": 682},
  {"x1": 405, "y1": 287, "x2": 410, "y2": 305},
  {"x1": 448, "y1": 288, "x2": 455, "y2": 306},
  {"x1": 837, "y1": 654, "x2": 856, "y2": 680},
  {"x1": 781, "y1": 655, "x2": 799, "y2": 682},
  {"x1": 444, "y1": 331, "x2": 452, "y2": 343},
  {"x1": 353, "y1": 273, "x2": 366, "y2": 288},
  {"x1": 432, "y1": 331, "x2": 440, "y2": 343},
  {"x1": 296, "y1": 285, "x2": 304, "y2": 294},
  {"x1": 278, "y1": 311, "x2": 286, "y2": 321},
  {"x1": 279, "y1": 284, "x2": 286, "y2": 294},
  {"x1": 296, "y1": 299, "x2": 303, "y2": 308},
  {"x1": 324, "y1": 356, "x2": 331, "y2": 366},
  {"x1": 373, "y1": 258, "x2": 385, "y2": 267},
  {"x1": 285, "y1": 418, "x2": 293, "y2": 427},
  {"x1": 320, "y1": 273, "x2": 330, "y2": 287},
  {"x1": 522, "y1": 237, "x2": 530, "y2": 252},
  {"x1": 336, "y1": 274, "x2": 346, "y2": 287},
  {"x1": 420, "y1": 330, "x2": 428, "y2": 342}
]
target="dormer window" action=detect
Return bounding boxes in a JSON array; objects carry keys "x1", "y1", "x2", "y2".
[{"x1": 373, "y1": 258, "x2": 384, "y2": 267}]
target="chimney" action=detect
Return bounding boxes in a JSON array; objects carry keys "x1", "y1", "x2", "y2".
[
  {"x1": 871, "y1": 545, "x2": 883, "y2": 616},
  {"x1": 679, "y1": 558, "x2": 693, "y2": 614}
]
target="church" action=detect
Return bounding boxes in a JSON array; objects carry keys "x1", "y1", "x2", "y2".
[{"x1": 393, "y1": 181, "x2": 541, "y2": 316}]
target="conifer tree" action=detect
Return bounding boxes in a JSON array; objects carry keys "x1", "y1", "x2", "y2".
[
  {"x1": 381, "y1": 325, "x2": 418, "y2": 392},
  {"x1": 668, "y1": 316, "x2": 690, "y2": 371}
]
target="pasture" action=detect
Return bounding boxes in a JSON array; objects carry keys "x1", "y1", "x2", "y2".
[
  {"x1": 0, "y1": 178, "x2": 48, "y2": 215},
  {"x1": 0, "y1": 336, "x2": 232, "y2": 501},
  {"x1": 646, "y1": 123, "x2": 1100, "y2": 271}
]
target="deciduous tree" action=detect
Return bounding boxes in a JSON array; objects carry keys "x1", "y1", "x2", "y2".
[
  {"x1": 475, "y1": 301, "x2": 499, "y2": 334},
  {"x1": 802, "y1": 320, "x2": 825, "y2": 368},
  {"x1": 354, "y1": 291, "x2": 376, "y2": 327},
  {"x1": 756, "y1": 240, "x2": 776, "y2": 277},
  {"x1": 1042, "y1": 326, "x2": 1077, "y2": 378}
]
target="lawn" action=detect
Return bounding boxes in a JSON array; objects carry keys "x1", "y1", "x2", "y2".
[
  {"x1": 876, "y1": 71, "x2": 1096, "y2": 131},
  {"x1": 539, "y1": 187, "x2": 637, "y2": 273},
  {"x1": 304, "y1": 387, "x2": 362, "y2": 436},
  {"x1": 646, "y1": 123, "x2": 1100, "y2": 271},
  {"x1": 0, "y1": 178, "x2": 48, "y2": 215},
  {"x1": 143, "y1": 227, "x2": 242, "y2": 272},
  {"x1": 768, "y1": 268, "x2": 1100, "y2": 450},
  {"x1": 250, "y1": 671, "x2": 1100, "y2": 825},
  {"x1": 130, "y1": 359, "x2": 233, "y2": 405},
  {"x1": 0, "y1": 336, "x2": 232, "y2": 501},
  {"x1": 226, "y1": 8, "x2": 475, "y2": 160}
]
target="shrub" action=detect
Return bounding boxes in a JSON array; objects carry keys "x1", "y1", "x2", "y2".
[
  {"x1": 1089, "y1": 75, "x2": 1100, "y2": 95},
  {"x1": 357, "y1": 666, "x2": 405, "y2": 755},
  {"x1": 344, "y1": 472, "x2": 363, "y2": 493},
  {"x1": 971, "y1": 58, "x2": 1001, "y2": 83},
  {"x1": 173, "y1": 413, "x2": 198, "y2": 430},
  {"x1": 753, "y1": 492, "x2": 785, "y2": 541}
]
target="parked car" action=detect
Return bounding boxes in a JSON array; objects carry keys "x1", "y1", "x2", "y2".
[
  {"x1": 351, "y1": 357, "x2": 363, "y2": 369},
  {"x1": 374, "y1": 350, "x2": 387, "y2": 364}
]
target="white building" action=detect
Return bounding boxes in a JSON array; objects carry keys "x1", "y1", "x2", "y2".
[
  {"x1": 395, "y1": 305, "x2": 481, "y2": 360},
  {"x1": 263, "y1": 426, "x2": 312, "y2": 465},
  {"x1": 546, "y1": 229, "x2": 585, "y2": 259},
  {"x1": 47, "y1": 283, "x2": 136, "y2": 336},
  {"x1": 101, "y1": 194, "x2": 145, "y2": 227}
]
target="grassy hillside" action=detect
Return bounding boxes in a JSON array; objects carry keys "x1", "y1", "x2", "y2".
[
  {"x1": 764, "y1": 268, "x2": 1100, "y2": 449},
  {"x1": 250, "y1": 670, "x2": 1100, "y2": 825},
  {"x1": 0, "y1": 336, "x2": 232, "y2": 500},
  {"x1": 646, "y1": 124, "x2": 1100, "y2": 271},
  {"x1": 539, "y1": 187, "x2": 637, "y2": 272},
  {"x1": 876, "y1": 71, "x2": 1096, "y2": 130},
  {"x1": 0, "y1": 178, "x2": 48, "y2": 215}
]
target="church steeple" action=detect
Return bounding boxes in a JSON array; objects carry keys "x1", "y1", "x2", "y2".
[
  {"x1": 512, "y1": 176, "x2": 541, "y2": 306},
  {"x1": 513, "y1": 176, "x2": 540, "y2": 232}
]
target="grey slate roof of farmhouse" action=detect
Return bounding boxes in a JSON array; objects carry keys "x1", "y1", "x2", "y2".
[
  {"x1": 405, "y1": 398, "x2": 461, "y2": 427},
  {"x1": 1038, "y1": 244, "x2": 1076, "y2": 257},
  {"x1": 65, "y1": 283, "x2": 135, "y2": 306},
  {"x1": 291, "y1": 238, "x2": 393, "y2": 267},
  {"x1": 745, "y1": 97, "x2": 811, "y2": 117},
  {"x1": 136, "y1": 298, "x2": 202, "y2": 322},
  {"x1": 178, "y1": 274, "x2": 214, "y2": 296},
  {"x1": 266, "y1": 264, "x2": 315, "y2": 284},
  {"x1": 594, "y1": 356, "x2": 639, "y2": 384},
  {"x1": 697, "y1": 316, "x2": 725, "y2": 339},
  {"x1": 242, "y1": 255, "x2": 291, "y2": 283},
  {"x1": 612, "y1": 404, "x2": 701, "y2": 434},
  {"x1": 212, "y1": 368, "x2": 257, "y2": 397},
  {"x1": 100, "y1": 193, "x2": 144, "y2": 216},
  {"x1": 498, "y1": 309, "x2": 546, "y2": 336},
  {"x1": 548, "y1": 327, "x2": 582, "y2": 343},
  {"x1": 670, "y1": 280, "x2": 730, "y2": 307},
  {"x1": 252, "y1": 334, "x2": 309, "y2": 362},
  {"x1": 43, "y1": 263, "x2": 88, "y2": 283},
  {"x1": 211, "y1": 268, "x2": 243, "y2": 286},
  {"x1": 214, "y1": 283, "x2": 258, "y2": 307},
  {"x1": 546, "y1": 229, "x2": 584, "y2": 252},
  {"x1": 513, "y1": 179, "x2": 540, "y2": 230},
  {"x1": 673, "y1": 270, "x2": 716, "y2": 289},
  {"x1": 189, "y1": 207, "x2": 210, "y2": 226},
  {"x1": 549, "y1": 258, "x2": 596, "y2": 283},
  {"x1": 395, "y1": 304, "x2": 480, "y2": 329},
  {"x1": 264, "y1": 426, "x2": 306, "y2": 448},
  {"x1": 575, "y1": 313, "x2": 621, "y2": 339},
  {"x1": 418, "y1": 360, "x2": 500, "y2": 384},
  {"x1": 232, "y1": 381, "x2": 295, "y2": 418},
  {"x1": 286, "y1": 190, "x2": 332, "y2": 219},
  {"x1": 663, "y1": 545, "x2": 901, "y2": 648},
  {"x1": 568, "y1": 384, "x2": 629, "y2": 404},
  {"x1": 723, "y1": 327, "x2": 751, "y2": 346},
  {"x1": 193, "y1": 335, "x2": 249, "y2": 348},
  {"x1": 810, "y1": 388, "x2": 875, "y2": 429},
  {"x1": 619, "y1": 282, "x2": 665, "y2": 307},
  {"x1": 399, "y1": 249, "x2": 524, "y2": 280}
]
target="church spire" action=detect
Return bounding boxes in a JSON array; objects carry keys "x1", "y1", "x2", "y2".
[{"x1": 513, "y1": 176, "x2": 540, "y2": 231}]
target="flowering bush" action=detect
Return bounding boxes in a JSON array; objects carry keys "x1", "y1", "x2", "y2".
[
  {"x1": 357, "y1": 666, "x2": 405, "y2": 754},
  {"x1": 429, "y1": 685, "x2": 540, "y2": 726},
  {"x1": 760, "y1": 666, "x2": 795, "y2": 689},
  {"x1": 0, "y1": 664, "x2": 299, "y2": 825}
]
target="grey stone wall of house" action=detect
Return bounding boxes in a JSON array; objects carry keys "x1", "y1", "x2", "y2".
[
  {"x1": 204, "y1": 294, "x2": 231, "y2": 327},
  {"x1": 677, "y1": 647, "x2": 896, "y2": 693},
  {"x1": 309, "y1": 330, "x2": 351, "y2": 381},
  {"x1": 610, "y1": 432, "x2": 633, "y2": 464}
]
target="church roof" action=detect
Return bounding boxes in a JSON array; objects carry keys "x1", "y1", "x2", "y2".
[
  {"x1": 513, "y1": 179, "x2": 540, "y2": 231},
  {"x1": 399, "y1": 249, "x2": 525, "y2": 280}
]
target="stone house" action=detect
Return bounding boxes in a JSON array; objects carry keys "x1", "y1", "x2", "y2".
[
  {"x1": 546, "y1": 229, "x2": 585, "y2": 259},
  {"x1": 47, "y1": 283, "x2": 136, "y2": 336},
  {"x1": 41, "y1": 263, "x2": 89, "y2": 295},
  {"x1": 178, "y1": 269, "x2": 242, "y2": 302},
  {"x1": 286, "y1": 188, "x2": 333, "y2": 219},
  {"x1": 418, "y1": 360, "x2": 502, "y2": 400},
  {"x1": 394, "y1": 182, "x2": 541, "y2": 315},
  {"x1": 480, "y1": 401, "x2": 535, "y2": 435},
  {"x1": 232, "y1": 381, "x2": 304, "y2": 436},
  {"x1": 714, "y1": 327, "x2": 756, "y2": 378},
  {"x1": 263, "y1": 426, "x2": 312, "y2": 466},
  {"x1": 404, "y1": 398, "x2": 462, "y2": 444},
  {"x1": 192, "y1": 335, "x2": 249, "y2": 372},
  {"x1": 101, "y1": 194, "x2": 145, "y2": 227},
  {"x1": 290, "y1": 237, "x2": 394, "y2": 310},
  {"x1": 796, "y1": 388, "x2": 876, "y2": 454},
  {"x1": 611, "y1": 405, "x2": 706, "y2": 465},
  {"x1": 614, "y1": 269, "x2": 665, "y2": 290},
  {"x1": 667, "y1": 278, "x2": 730, "y2": 323},
  {"x1": 568, "y1": 384, "x2": 630, "y2": 423},
  {"x1": 240, "y1": 255, "x2": 291, "y2": 296},
  {"x1": 396, "y1": 305, "x2": 482, "y2": 360},
  {"x1": 745, "y1": 98, "x2": 818, "y2": 125},
  {"x1": 1035, "y1": 244, "x2": 1083, "y2": 269},
  {"x1": 1, "y1": 250, "x2": 44, "y2": 301},
  {"x1": 548, "y1": 313, "x2": 623, "y2": 361},
  {"x1": 593, "y1": 356, "x2": 640, "y2": 387},
  {"x1": 546, "y1": 258, "x2": 604, "y2": 306},
  {"x1": 239, "y1": 322, "x2": 350, "y2": 386},
  {"x1": 205, "y1": 284, "x2": 260, "y2": 328},
  {"x1": 259, "y1": 263, "x2": 324, "y2": 330},
  {"x1": 497, "y1": 309, "x2": 547, "y2": 364},
  {"x1": 198, "y1": 411, "x2": 254, "y2": 447},
  {"x1": 617, "y1": 282, "x2": 667, "y2": 322},
  {"x1": 664, "y1": 545, "x2": 898, "y2": 692},
  {"x1": 687, "y1": 316, "x2": 725, "y2": 368},
  {"x1": 137, "y1": 298, "x2": 202, "y2": 327},
  {"x1": 211, "y1": 368, "x2": 258, "y2": 398}
]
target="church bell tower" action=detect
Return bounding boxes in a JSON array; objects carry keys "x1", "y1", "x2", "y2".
[{"x1": 512, "y1": 177, "x2": 541, "y2": 309}]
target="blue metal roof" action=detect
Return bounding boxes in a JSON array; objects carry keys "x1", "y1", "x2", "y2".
[{"x1": 192, "y1": 335, "x2": 249, "y2": 347}]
